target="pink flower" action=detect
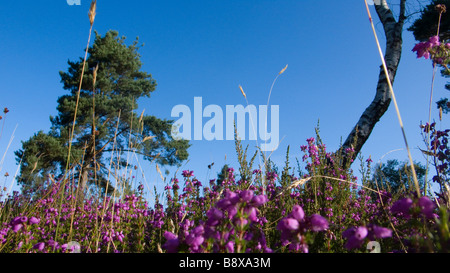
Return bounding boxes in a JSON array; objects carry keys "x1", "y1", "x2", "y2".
[
  {"x1": 391, "y1": 197, "x2": 413, "y2": 217},
  {"x1": 290, "y1": 205, "x2": 305, "y2": 221},
  {"x1": 250, "y1": 195, "x2": 268, "y2": 207},
  {"x1": 11, "y1": 223, "x2": 23, "y2": 233},
  {"x1": 29, "y1": 217, "x2": 40, "y2": 225},
  {"x1": 225, "y1": 241, "x2": 234, "y2": 253},
  {"x1": 309, "y1": 214, "x2": 329, "y2": 231},
  {"x1": 429, "y1": 36, "x2": 440, "y2": 47},
  {"x1": 418, "y1": 196, "x2": 436, "y2": 219},
  {"x1": 239, "y1": 190, "x2": 254, "y2": 202},
  {"x1": 163, "y1": 231, "x2": 179, "y2": 253},
  {"x1": 412, "y1": 42, "x2": 431, "y2": 59},
  {"x1": 370, "y1": 225, "x2": 392, "y2": 239},
  {"x1": 277, "y1": 218, "x2": 299, "y2": 231},
  {"x1": 343, "y1": 226, "x2": 368, "y2": 250},
  {"x1": 33, "y1": 242, "x2": 45, "y2": 252}
]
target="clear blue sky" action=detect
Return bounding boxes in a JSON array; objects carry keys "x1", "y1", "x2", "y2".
[{"x1": 0, "y1": 1, "x2": 448, "y2": 200}]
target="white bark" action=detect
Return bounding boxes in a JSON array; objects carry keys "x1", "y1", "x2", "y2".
[{"x1": 341, "y1": 0, "x2": 406, "y2": 165}]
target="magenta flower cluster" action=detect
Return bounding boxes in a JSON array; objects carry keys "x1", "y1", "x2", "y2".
[
  {"x1": 1, "y1": 133, "x2": 449, "y2": 253},
  {"x1": 413, "y1": 36, "x2": 450, "y2": 65},
  {"x1": 277, "y1": 205, "x2": 328, "y2": 252},
  {"x1": 343, "y1": 224, "x2": 392, "y2": 250},
  {"x1": 391, "y1": 195, "x2": 437, "y2": 220},
  {"x1": 163, "y1": 188, "x2": 271, "y2": 253}
]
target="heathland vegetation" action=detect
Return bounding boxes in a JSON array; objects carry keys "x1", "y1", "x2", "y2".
[{"x1": 1, "y1": 0, "x2": 450, "y2": 253}]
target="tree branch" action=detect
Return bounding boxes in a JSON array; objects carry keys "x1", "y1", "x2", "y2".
[{"x1": 399, "y1": 0, "x2": 407, "y2": 26}]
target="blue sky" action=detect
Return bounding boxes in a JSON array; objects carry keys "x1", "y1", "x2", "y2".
[{"x1": 0, "y1": 0, "x2": 448, "y2": 200}]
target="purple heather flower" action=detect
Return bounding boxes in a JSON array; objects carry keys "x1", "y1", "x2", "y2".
[
  {"x1": 412, "y1": 42, "x2": 431, "y2": 59},
  {"x1": 345, "y1": 236, "x2": 364, "y2": 250},
  {"x1": 225, "y1": 241, "x2": 234, "y2": 253},
  {"x1": 206, "y1": 208, "x2": 224, "y2": 226},
  {"x1": 391, "y1": 197, "x2": 413, "y2": 217},
  {"x1": 369, "y1": 225, "x2": 392, "y2": 240},
  {"x1": 33, "y1": 242, "x2": 45, "y2": 252},
  {"x1": 61, "y1": 244, "x2": 68, "y2": 252},
  {"x1": 309, "y1": 214, "x2": 329, "y2": 231},
  {"x1": 239, "y1": 190, "x2": 254, "y2": 202},
  {"x1": 11, "y1": 223, "x2": 23, "y2": 233},
  {"x1": 186, "y1": 225, "x2": 205, "y2": 248},
  {"x1": 354, "y1": 226, "x2": 368, "y2": 240},
  {"x1": 182, "y1": 170, "x2": 194, "y2": 178},
  {"x1": 289, "y1": 242, "x2": 308, "y2": 253},
  {"x1": 245, "y1": 207, "x2": 258, "y2": 222},
  {"x1": 418, "y1": 196, "x2": 436, "y2": 219},
  {"x1": 250, "y1": 195, "x2": 268, "y2": 207},
  {"x1": 429, "y1": 35, "x2": 440, "y2": 47},
  {"x1": 233, "y1": 216, "x2": 249, "y2": 227},
  {"x1": 226, "y1": 191, "x2": 240, "y2": 205},
  {"x1": 227, "y1": 206, "x2": 238, "y2": 219},
  {"x1": 277, "y1": 218, "x2": 299, "y2": 231},
  {"x1": 29, "y1": 216, "x2": 40, "y2": 225},
  {"x1": 47, "y1": 239, "x2": 59, "y2": 249},
  {"x1": 252, "y1": 169, "x2": 262, "y2": 174},
  {"x1": 216, "y1": 198, "x2": 232, "y2": 210},
  {"x1": 163, "y1": 231, "x2": 179, "y2": 253},
  {"x1": 11, "y1": 217, "x2": 23, "y2": 225},
  {"x1": 343, "y1": 226, "x2": 368, "y2": 250},
  {"x1": 186, "y1": 234, "x2": 204, "y2": 248},
  {"x1": 16, "y1": 241, "x2": 23, "y2": 251},
  {"x1": 290, "y1": 205, "x2": 305, "y2": 221}
]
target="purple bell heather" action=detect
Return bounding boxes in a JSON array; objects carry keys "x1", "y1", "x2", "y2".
[
  {"x1": 277, "y1": 218, "x2": 299, "y2": 231},
  {"x1": 226, "y1": 191, "x2": 240, "y2": 205},
  {"x1": 163, "y1": 231, "x2": 179, "y2": 253},
  {"x1": 418, "y1": 196, "x2": 436, "y2": 219},
  {"x1": 11, "y1": 223, "x2": 23, "y2": 233},
  {"x1": 206, "y1": 207, "x2": 224, "y2": 226},
  {"x1": 33, "y1": 242, "x2": 45, "y2": 252},
  {"x1": 16, "y1": 241, "x2": 23, "y2": 251},
  {"x1": 412, "y1": 42, "x2": 431, "y2": 59},
  {"x1": 182, "y1": 170, "x2": 194, "y2": 178},
  {"x1": 344, "y1": 225, "x2": 392, "y2": 250},
  {"x1": 244, "y1": 207, "x2": 258, "y2": 222},
  {"x1": 343, "y1": 226, "x2": 368, "y2": 250},
  {"x1": 239, "y1": 190, "x2": 254, "y2": 202},
  {"x1": 186, "y1": 234, "x2": 204, "y2": 248},
  {"x1": 225, "y1": 241, "x2": 234, "y2": 253},
  {"x1": 28, "y1": 216, "x2": 40, "y2": 225},
  {"x1": 391, "y1": 197, "x2": 413, "y2": 217},
  {"x1": 354, "y1": 226, "x2": 369, "y2": 240},
  {"x1": 186, "y1": 225, "x2": 205, "y2": 249},
  {"x1": 309, "y1": 214, "x2": 329, "y2": 231},
  {"x1": 250, "y1": 194, "x2": 268, "y2": 207},
  {"x1": 10, "y1": 216, "x2": 23, "y2": 225},
  {"x1": 429, "y1": 35, "x2": 440, "y2": 47},
  {"x1": 290, "y1": 205, "x2": 305, "y2": 221},
  {"x1": 369, "y1": 225, "x2": 392, "y2": 240},
  {"x1": 216, "y1": 198, "x2": 232, "y2": 210},
  {"x1": 233, "y1": 217, "x2": 248, "y2": 228},
  {"x1": 47, "y1": 239, "x2": 59, "y2": 249}
]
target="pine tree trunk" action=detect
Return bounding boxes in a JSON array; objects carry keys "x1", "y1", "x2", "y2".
[{"x1": 340, "y1": 0, "x2": 407, "y2": 165}]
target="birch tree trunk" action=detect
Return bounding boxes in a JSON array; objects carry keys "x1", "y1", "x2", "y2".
[{"x1": 340, "y1": 0, "x2": 407, "y2": 165}]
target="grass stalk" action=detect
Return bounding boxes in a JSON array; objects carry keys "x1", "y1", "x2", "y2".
[{"x1": 363, "y1": 0, "x2": 421, "y2": 197}]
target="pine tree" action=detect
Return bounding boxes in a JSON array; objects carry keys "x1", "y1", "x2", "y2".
[{"x1": 15, "y1": 30, "x2": 190, "y2": 198}]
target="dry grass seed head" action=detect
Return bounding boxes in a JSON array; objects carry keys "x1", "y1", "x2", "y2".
[{"x1": 89, "y1": 0, "x2": 97, "y2": 26}]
